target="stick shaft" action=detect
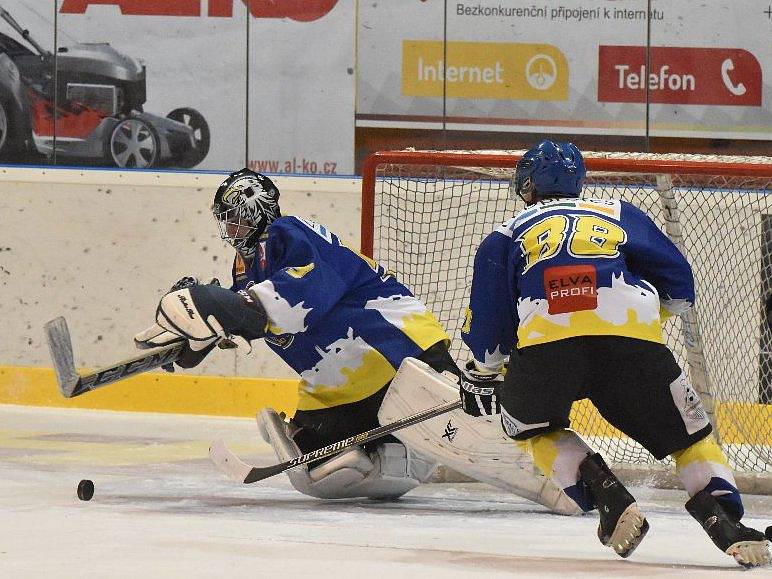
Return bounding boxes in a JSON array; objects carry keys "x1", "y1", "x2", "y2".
[
  {"x1": 211, "y1": 399, "x2": 462, "y2": 484},
  {"x1": 44, "y1": 316, "x2": 185, "y2": 398},
  {"x1": 70, "y1": 343, "x2": 185, "y2": 397}
]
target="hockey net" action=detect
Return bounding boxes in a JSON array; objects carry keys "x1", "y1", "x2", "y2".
[{"x1": 361, "y1": 150, "x2": 772, "y2": 493}]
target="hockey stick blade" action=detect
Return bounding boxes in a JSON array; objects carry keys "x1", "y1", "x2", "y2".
[
  {"x1": 44, "y1": 316, "x2": 186, "y2": 398},
  {"x1": 209, "y1": 439, "x2": 287, "y2": 483},
  {"x1": 44, "y1": 317, "x2": 81, "y2": 397},
  {"x1": 209, "y1": 399, "x2": 461, "y2": 484}
]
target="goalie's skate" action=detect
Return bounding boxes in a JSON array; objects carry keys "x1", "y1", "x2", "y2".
[
  {"x1": 579, "y1": 453, "x2": 649, "y2": 558},
  {"x1": 686, "y1": 490, "x2": 771, "y2": 568}
]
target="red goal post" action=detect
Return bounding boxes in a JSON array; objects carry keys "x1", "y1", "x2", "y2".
[{"x1": 361, "y1": 149, "x2": 772, "y2": 492}]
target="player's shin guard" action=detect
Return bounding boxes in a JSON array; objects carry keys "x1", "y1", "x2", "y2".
[
  {"x1": 685, "y1": 489, "x2": 771, "y2": 568},
  {"x1": 525, "y1": 430, "x2": 596, "y2": 512},
  {"x1": 578, "y1": 453, "x2": 649, "y2": 558},
  {"x1": 673, "y1": 435, "x2": 743, "y2": 519}
]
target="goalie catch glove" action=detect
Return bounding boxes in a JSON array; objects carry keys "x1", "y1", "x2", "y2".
[
  {"x1": 459, "y1": 359, "x2": 502, "y2": 417},
  {"x1": 133, "y1": 282, "x2": 267, "y2": 369}
]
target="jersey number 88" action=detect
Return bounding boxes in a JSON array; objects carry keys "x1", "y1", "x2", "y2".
[{"x1": 517, "y1": 214, "x2": 627, "y2": 272}]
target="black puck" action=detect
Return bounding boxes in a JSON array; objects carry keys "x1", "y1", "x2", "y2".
[{"x1": 77, "y1": 479, "x2": 94, "y2": 501}]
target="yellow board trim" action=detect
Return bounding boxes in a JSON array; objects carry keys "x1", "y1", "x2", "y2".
[
  {"x1": 570, "y1": 398, "x2": 772, "y2": 445},
  {"x1": 2, "y1": 365, "x2": 770, "y2": 446},
  {"x1": 0, "y1": 366, "x2": 298, "y2": 418}
]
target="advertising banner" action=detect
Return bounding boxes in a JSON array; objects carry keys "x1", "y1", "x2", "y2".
[
  {"x1": 357, "y1": 0, "x2": 772, "y2": 140},
  {"x1": 247, "y1": 0, "x2": 355, "y2": 176},
  {"x1": 0, "y1": 0, "x2": 354, "y2": 172}
]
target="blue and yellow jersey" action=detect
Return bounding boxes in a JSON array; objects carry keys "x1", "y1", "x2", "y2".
[
  {"x1": 462, "y1": 197, "x2": 694, "y2": 370},
  {"x1": 231, "y1": 216, "x2": 448, "y2": 411}
]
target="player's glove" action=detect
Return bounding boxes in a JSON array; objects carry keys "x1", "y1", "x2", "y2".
[
  {"x1": 459, "y1": 359, "x2": 502, "y2": 417},
  {"x1": 134, "y1": 281, "x2": 264, "y2": 371},
  {"x1": 134, "y1": 286, "x2": 226, "y2": 356},
  {"x1": 133, "y1": 281, "x2": 230, "y2": 371}
]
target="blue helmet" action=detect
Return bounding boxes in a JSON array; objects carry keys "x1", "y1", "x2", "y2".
[{"x1": 514, "y1": 140, "x2": 586, "y2": 201}]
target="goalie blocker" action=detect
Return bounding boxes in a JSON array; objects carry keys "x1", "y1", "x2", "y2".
[{"x1": 134, "y1": 282, "x2": 268, "y2": 364}]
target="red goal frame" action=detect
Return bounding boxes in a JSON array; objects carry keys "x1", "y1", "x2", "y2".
[
  {"x1": 358, "y1": 149, "x2": 772, "y2": 488},
  {"x1": 360, "y1": 150, "x2": 772, "y2": 257}
]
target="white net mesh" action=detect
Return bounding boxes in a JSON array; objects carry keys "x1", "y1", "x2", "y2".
[{"x1": 365, "y1": 150, "x2": 772, "y2": 484}]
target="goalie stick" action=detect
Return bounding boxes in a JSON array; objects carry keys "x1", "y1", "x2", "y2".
[
  {"x1": 44, "y1": 316, "x2": 185, "y2": 398},
  {"x1": 209, "y1": 399, "x2": 462, "y2": 484}
]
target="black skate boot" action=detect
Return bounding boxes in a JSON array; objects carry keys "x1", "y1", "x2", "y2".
[
  {"x1": 578, "y1": 453, "x2": 649, "y2": 558},
  {"x1": 685, "y1": 489, "x2": 771, "y2": 568}
]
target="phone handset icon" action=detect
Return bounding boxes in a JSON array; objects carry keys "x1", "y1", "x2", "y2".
[{"x1": 721, "y1": 58, "x2": 746, "y2": 96}]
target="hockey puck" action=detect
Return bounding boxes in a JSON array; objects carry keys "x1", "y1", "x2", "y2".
[{"x1": 77, "y1": 479, "x2": 94, "y2": 501}]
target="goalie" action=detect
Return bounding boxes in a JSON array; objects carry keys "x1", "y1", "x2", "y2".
[{"x1": 134, "y1": 168, "x2": 577, "y2": 514}]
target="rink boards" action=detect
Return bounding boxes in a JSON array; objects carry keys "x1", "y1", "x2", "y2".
[
  {"x1": 1, "y1": 365, "x2": 769, "y2": 449},
  {"x1": 0, "y1": 167, "x2": 770, "y2": 450}
]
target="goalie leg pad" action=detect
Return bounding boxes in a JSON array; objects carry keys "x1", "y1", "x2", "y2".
[
  {"x1": 257, "y1": 408, "x2": 420, "y2": 500},
  {"x1": 379, "y1": 357, "x2": 582, "y2": 515},
  {"x1": 308, "y1": 442, "x2": 421, "y2": 500}
]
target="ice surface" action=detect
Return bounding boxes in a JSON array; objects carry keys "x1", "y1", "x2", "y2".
[{"x1": 1, "y1": 405, "x2": 770, "y2": 578}]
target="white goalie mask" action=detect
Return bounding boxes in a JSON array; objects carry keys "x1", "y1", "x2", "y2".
[{"x1": 213, "y1": 168, "x2": 281, "y2": 259}]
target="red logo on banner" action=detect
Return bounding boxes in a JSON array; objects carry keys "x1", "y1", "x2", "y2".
[
  {"x1": 60, "y1": 0, "x2": 339, "y2": 21},
  {"x1": 543, "y1": 265, "x2": 598, "y2": 315},
  {"x1": 598, "y1": 46, "x2": 761, "y2": 106}
]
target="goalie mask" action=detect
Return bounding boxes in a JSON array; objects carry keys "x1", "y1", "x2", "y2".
[
  {"x1": 514, "y1": 140, "x2": 586, "y2": 205},
  {"x1": 213, "y1": 168, "x2": 281, "y2": 259}
]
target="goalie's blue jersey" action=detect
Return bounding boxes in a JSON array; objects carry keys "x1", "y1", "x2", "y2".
[
  {"x1": 462, "y1": 197, "x2": 695, "y2": 371},
  {"x1": 230, "y1": 216, "x2": 448, "y2": 411}
]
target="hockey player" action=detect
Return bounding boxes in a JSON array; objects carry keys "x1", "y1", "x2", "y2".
[
  {"x1": 459, "y1": 140, "x2": 771, "y2": 567},
  {"x1": 133, "y1": 168, "x2": 454, "y2": 500},
  {"x1": 132, "y1": 168, "x2": 577, "y2": 512}
]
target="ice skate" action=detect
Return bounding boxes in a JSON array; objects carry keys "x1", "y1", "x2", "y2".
[
  {"x1": 685, "y1": 490, "x2": 771, "y2": 568},
  {"x1": 579, "y1": 453, "x2": 649, "y2": 558}
]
